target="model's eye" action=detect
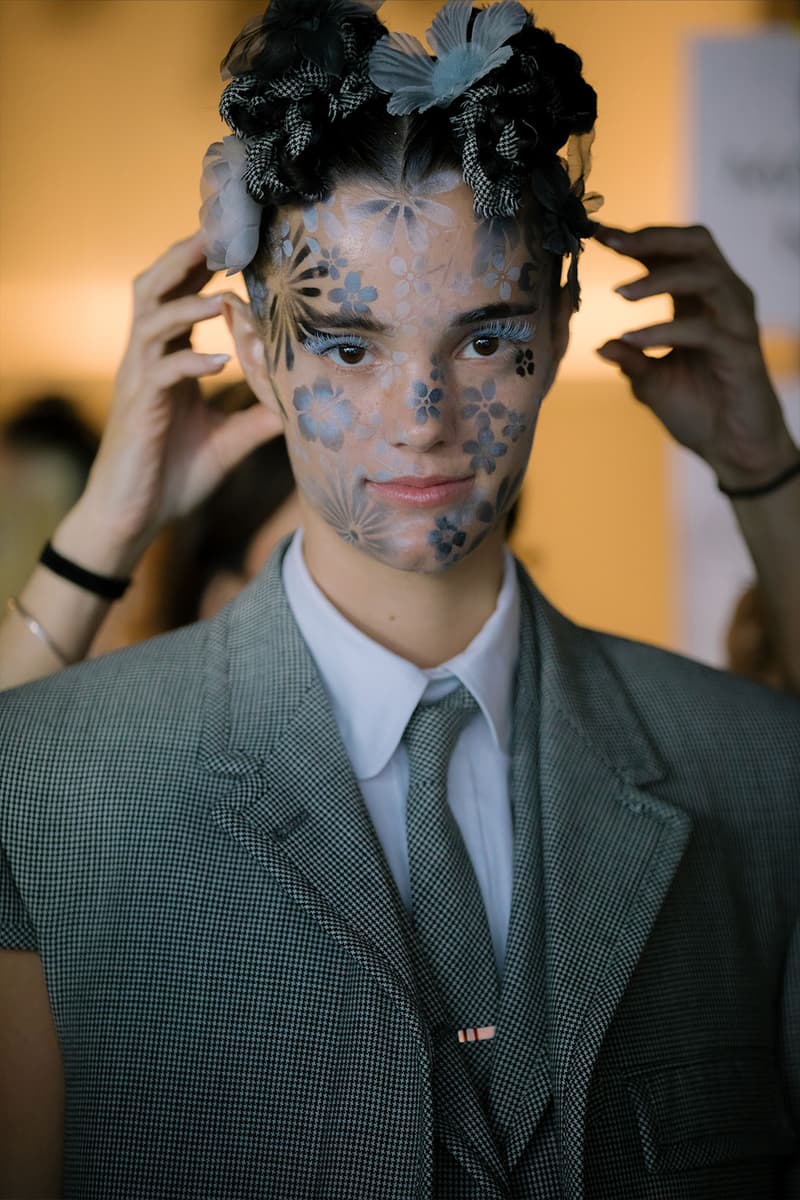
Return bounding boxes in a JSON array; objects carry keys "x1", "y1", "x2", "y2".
[
  {"x1": 334, "y1": 344, "x2": 369, "y2": 366},
  {"x1": 469, "y1": 335, "x2": 500, "y2": 358},
  {"x1": 458, "y1": 319, "x2": 535, "y2": 360},
  {"x1": 301, "y1": 332, "x2": 375, "y2": 366}
]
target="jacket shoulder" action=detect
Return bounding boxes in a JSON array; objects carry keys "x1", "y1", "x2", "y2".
[
  {"x1": 0, "y1": 620, "x2": 211, "y2": 771},
  {"x1": 595, "y1": 626, "x2": 800, "y2": 727}
]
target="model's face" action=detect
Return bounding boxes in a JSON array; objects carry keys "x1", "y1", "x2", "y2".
[{"x1": 251, "y1": 175, "x2": 567, "y2": 572}]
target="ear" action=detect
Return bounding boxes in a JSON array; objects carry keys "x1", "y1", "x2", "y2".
[{"x1": 222, "y1": 294, "x2": 278, "y2": 415}]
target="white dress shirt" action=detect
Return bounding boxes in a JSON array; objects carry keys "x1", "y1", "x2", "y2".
[{"x1": 282, "y1": 531, "x2": 519, "y2": 972}]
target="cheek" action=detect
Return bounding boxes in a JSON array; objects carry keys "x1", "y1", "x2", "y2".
[{"x1": 272, "y1": 365, "x2": 408, "y2": 488}]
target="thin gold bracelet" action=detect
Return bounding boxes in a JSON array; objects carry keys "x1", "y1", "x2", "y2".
[{"x1": 6, "y1": 595, "x2": 71, "y2": 666}]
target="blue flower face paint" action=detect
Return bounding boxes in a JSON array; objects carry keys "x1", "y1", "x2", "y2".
[{"x1": 253, "y1": 177, "x2": 569, "y2": 574}]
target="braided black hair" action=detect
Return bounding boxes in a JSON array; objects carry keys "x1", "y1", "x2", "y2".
[{"x1": 219, "y1": 2, "x2": 598, "y2": 307}]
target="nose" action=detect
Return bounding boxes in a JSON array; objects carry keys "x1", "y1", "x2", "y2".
[{"x1": 387, "y1": 365, "x2": 452, "y2": 451}]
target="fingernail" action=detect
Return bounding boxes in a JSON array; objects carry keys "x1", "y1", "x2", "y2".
[
  {"x1": 206, "y1": 294, "x2": 224, "y2": 309},
  {"x1": 209, "y1": 353, "x2": 230, "y2": 365}
]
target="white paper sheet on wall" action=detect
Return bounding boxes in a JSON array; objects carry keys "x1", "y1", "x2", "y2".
[{"x1": 675, "y1": 30, "x2": 800, "y2": 667}]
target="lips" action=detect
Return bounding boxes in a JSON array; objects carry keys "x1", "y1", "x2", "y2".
[
  {"x1": 381, "y1": 475, "x2": 470, "y2": 488},
  {"x1": 366, "y1": 474, "x2": 475, "y2": 509}
]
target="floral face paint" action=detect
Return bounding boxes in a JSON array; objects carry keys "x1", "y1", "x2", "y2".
[{"x1": 254, "y1": 178, "x2": 565, "y2": 574}]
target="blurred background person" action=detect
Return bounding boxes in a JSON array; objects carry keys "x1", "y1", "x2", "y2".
[{"x1": 0, "y1": 394, "x2": 99, "y2": 605}]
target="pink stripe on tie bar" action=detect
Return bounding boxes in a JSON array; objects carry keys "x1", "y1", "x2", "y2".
[{"x1": 457, "y1": 1025, "x2": 496, "y2": 1043}]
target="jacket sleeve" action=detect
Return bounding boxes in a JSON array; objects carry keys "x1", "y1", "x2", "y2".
[
  {"x1": 0, "y1": 838, "x2": 37, "y2": 951},
  {"x1": 780, "y1": 917, "x2": 800, "y2": 1196}
]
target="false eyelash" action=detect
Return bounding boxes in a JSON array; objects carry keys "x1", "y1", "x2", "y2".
[
  {"x1": 471, "y1": 318, "x2": 534, "y2": 344},
  {"x1": 300, "y1": 330, "x2": 372, "y2": 356}
]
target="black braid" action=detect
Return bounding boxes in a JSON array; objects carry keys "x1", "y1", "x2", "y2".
[{"x1": 221, "y1": 3, "x2": 599, "y2": 308}]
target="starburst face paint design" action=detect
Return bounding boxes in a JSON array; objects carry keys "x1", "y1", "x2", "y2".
[{"x1": 248, "y1": 177, "x2": 568, "y2": 574}]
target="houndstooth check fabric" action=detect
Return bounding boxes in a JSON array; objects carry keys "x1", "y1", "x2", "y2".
[
  {"x1": 1, "y1": 537, "x2": 799, "y2": 1198},
  {"x1": 404, "y1": 684, "x2": 499, "y2": 1100}
]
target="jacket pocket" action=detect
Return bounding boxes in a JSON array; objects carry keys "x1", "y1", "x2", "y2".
[{"x1": 626, "y1": 1051, "x2": 797, "y2": 1173}]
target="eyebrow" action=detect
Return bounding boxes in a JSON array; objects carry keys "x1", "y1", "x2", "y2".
[
  {"x1": 303, "y1": 301, "x2": 539, "y2": 337},
  {"x1": 304, "y1": 311, "x2": 387, "y2": 334},
  {"x1": 448, "y1": 303, "x2": 539, "y2": 327}
]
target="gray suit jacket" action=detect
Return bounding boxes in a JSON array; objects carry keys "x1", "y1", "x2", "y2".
[{"x1": 1, "y1": 544, "x2": 798, "y2": 1199}]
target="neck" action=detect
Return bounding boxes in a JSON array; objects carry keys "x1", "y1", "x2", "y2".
[{"x1": 300, "y1": 517, "x2": 507, "y2": 669}]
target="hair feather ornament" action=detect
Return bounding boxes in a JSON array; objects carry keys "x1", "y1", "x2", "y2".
[{"x1": 369, "y1": 0, "x2": 527, "y2": 113}]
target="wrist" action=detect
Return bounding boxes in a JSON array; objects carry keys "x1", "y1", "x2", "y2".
[
  {"x1": 711, "y1": 438, "x2": 800, "y2": 494},
  {"x1": 52, "y1": 500, "x2": 145, "y2": 579}
]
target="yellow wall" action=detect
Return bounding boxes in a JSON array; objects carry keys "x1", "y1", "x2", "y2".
[{"x1": 0, "y1": 0, "x2": 770, "y2": 647}]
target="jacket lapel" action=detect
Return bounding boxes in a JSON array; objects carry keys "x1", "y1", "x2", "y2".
[
  {"x1": 526, "y1": 574, "x2": 692, "y2": 1198},
  {"x1": 487, "y1": 574, "x2": 551, "y2": 1171},
  {"x1": 199, "y1": 543, "x2": 418, "y2": 1015}
]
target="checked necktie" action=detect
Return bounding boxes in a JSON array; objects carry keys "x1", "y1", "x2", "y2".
[{"x1": 403, "y1": 682, "x2": 500, "y2": 1097}]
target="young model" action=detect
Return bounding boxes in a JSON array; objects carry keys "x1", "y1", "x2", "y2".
[{"x1": 1, "y1": 2, "x2": 798, "y2": 1197}]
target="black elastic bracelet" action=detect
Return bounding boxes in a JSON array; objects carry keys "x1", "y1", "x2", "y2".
[
  {"x1": 717, "y1": 457, "x2": 800, "y2": 500},
  {"x1": 40, "y1": 541, "x2": 131, "y2": 600}
]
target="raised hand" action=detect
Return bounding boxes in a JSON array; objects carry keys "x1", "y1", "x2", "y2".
[
  {"x1": 593, "y1": 223, "x2": 798, "y2": 489},
  {"x1": 76, "y1": 232, "x2": 282, "y2": 569}
]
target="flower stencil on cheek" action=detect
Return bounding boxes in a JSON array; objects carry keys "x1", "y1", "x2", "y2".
[
  {"x1": 462, "y1": 379, "x2": 506, "y2": 421},
  {"x1": 464, "y1": 413, "x2": 508, "y2": 475},
  {"x1": 475, "y1": 468, "x2": 527, "y2": 530},
  {"x1": 308, "y1": 474, "x2": 394, "y2": 555},
  {"x1": 515, "y1": 348, "x2": 535, "y2": 377},
  {"x1": 427, "y1": 516, "x2": 467, "y2": 563},
  {"x1": 293, "y1": 378, "x2": 355, "y2": 450},
  {"x1": 502, "y1": 411, "x2": 528, "y2": 442}
]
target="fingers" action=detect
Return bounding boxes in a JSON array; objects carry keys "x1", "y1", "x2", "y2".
[
  {"x1": 150, "y1": 349, "x2": 230, "y2": 390},
  {"x1": 614, "y1": 264, "x2": 757, "y2": 336},
  {"x1": 613, "y1": 316, "x2": 717, "y2": 350},
  {"x1": 134, "y1": 293, "x2": 227, "y2": 354},
  {"x1": 595, "y1": 221, "x2": 758, "y2": 343},
  {"x1": 594, "y1": 222, "x2": 723, "y2": 266},
  {"x1": 595, "y1": 340, "x2": 652, "y2": 381},
  {"x1": 132, "y1": 232, "x2": 213, "y2": 316}
]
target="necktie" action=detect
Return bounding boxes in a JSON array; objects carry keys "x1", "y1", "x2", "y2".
[{"x1": 403, "y1": 683, "x2": 499, "y2": 1096}]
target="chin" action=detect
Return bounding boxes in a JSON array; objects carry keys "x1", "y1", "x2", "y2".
[{"x1": 327, "y1": 516, "x2": 496, "y2": 575}]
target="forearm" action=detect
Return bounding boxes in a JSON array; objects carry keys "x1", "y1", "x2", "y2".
[
  {"x1": 727, "y1": 462, "x2": 800, "y2": 696},
  {"x1": 0, "y1": 502, "x2": 138, "y2": 691}
]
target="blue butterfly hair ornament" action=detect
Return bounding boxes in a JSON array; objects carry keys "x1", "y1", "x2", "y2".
[{"x1": 200, "y1": 0, "x2": 602, "y2": 307}]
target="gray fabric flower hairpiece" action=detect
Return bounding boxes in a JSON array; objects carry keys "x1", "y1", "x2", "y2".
[
  {"x1": 200, "y1": 136, "x2": 263, "y2": 274},
  {"x1": 368, "y1": 0, "x2": 527, "y2": 114}
]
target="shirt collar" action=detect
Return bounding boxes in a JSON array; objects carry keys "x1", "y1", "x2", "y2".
[{"x1": 282, "y1": 531, "x2": 520, "y2": 780}]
